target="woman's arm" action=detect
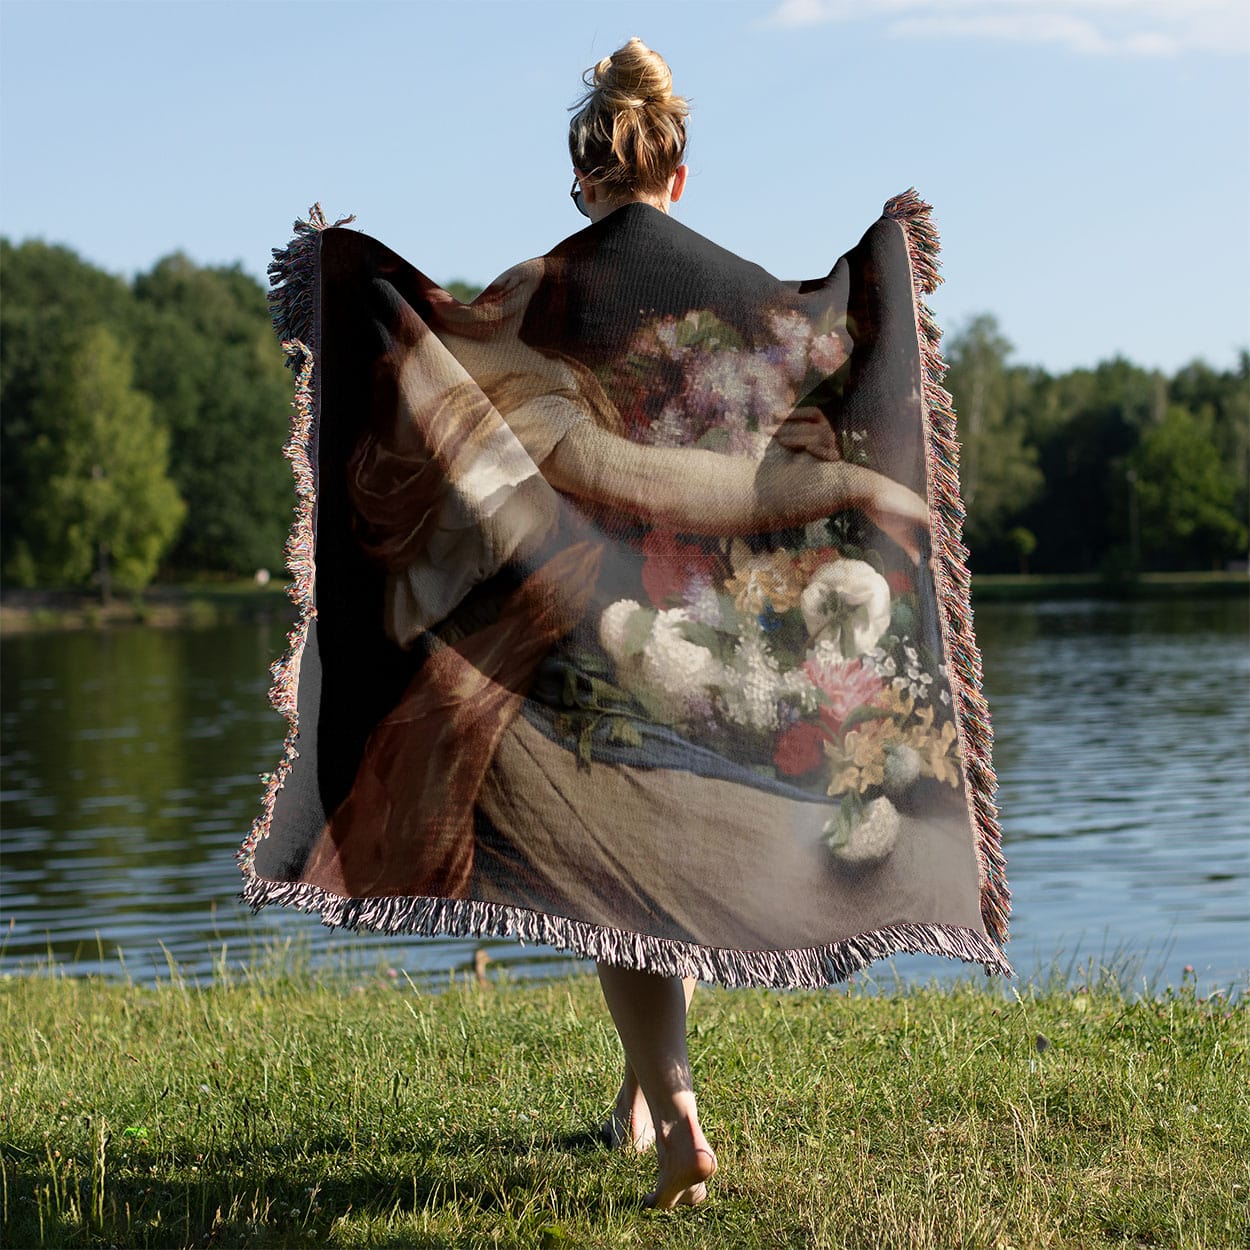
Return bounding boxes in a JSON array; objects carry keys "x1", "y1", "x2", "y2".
[{"x1": 543, "y1": 422, "x2": 928, "y2": 556}]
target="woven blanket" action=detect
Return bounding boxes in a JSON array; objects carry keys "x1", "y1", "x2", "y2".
[{"x1": 238, "y1": 191, "x2": 1011, "y2": 987}]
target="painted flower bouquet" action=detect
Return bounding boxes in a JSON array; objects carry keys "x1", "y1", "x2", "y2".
[
  {"x1": 603, "y1": 305, "x2": 854, "y2": 456},
  {"x1": 591, "y1": 531, "x2": 960, "y2": 864},
  {"x1": 557, "y1": 305, "x2": 961, "y2": 866}
]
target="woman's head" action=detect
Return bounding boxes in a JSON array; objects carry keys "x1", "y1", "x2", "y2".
[{"x1": 568, "y1": 38, "x2": 688, "y2": 201}]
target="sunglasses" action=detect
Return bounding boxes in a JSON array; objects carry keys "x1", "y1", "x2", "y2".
[{"x1": 570, "y1": 176, "x2": 589, "y2": 219}]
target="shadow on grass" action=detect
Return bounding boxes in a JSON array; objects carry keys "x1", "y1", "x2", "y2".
[{"x1": 4, "y1": 1126, "x2": 635, "y2": 1250}]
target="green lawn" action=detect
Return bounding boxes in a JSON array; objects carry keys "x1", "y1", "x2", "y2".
[{"x1": 1, "y1": 963, "x2": 1246, "y2": 1249}]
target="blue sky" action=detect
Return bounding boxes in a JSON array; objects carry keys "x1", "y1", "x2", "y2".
[{"x1": 2, "y1": 0, "x2": 1246, "y2": 374}]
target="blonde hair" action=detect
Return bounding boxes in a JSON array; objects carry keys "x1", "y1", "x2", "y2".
[{"x1": 568, "y1": 37, "x2": 688, "y2": 197}]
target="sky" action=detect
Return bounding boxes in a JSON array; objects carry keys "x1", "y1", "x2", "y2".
[{"x1": 1, "y1": 0, "x2": 1247, "y2": 376}]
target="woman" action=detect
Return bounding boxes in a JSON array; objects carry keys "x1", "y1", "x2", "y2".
[{"x1": 245, "y1": 35, "x2": 1010, "y2": 1215}]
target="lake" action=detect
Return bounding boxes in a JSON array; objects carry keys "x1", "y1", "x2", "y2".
[{"x1": 2, "y1": 596, "x2": 1247, "y2": 993}]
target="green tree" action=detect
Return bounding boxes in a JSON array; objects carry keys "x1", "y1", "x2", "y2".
[
  {"x1": 131, "y1": 256, "x2": 293, "y2": 574},
  {"x1": 1021, "y1": 357, "x2": 1162, "y2": 573},
  {"x1": 943, "y1": 315, "x2": 1043, "y2": 566},
  {"x1": 24, "y1": 327, "x2": 185, "y2": 596},
  {"x1": 1, "y1": 239, "x2": 140, "y2": 580},
  {"x1": 1129, "y1": 405, "x2": 1246, "y2": 570},
  {"x1": 1169, "y1": 353, "x2": 1250, "y2": 538},
  {"x1": 443, "y1": 279, "x2": 483, "y2": 303}
]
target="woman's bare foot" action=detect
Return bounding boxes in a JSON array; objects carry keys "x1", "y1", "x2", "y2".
[
  {"x1": 645, "y1": 1115, "x2": 717, "y2": 1209},
  {"x1": 602, "y1": 1073, "x2": 655, "y2": 1151}
]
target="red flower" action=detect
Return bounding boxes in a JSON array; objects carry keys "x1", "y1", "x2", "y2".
[
  {"x1": 773, "y1": 721, "x2": 826, "y2": 776},
  {"x1": 885, "y1": 568, "x2": 914, "y2": 596},
  {"x1": 640, "y1": 530, "x2": 718, "y2": 608}
]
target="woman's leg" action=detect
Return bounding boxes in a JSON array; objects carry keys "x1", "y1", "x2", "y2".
[
  {"x1": 602, "y1": 977, "x2": 696, "y2": 1151},
  {"x1": 595, "y1": 964, "x2": 717, "y2": 1208}
]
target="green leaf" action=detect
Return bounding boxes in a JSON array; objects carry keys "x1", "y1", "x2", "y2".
[
  {"x1": 588, "y1": 676, "x2": 633, "y2": 706},
  {"x1": 841, "y1": 705, "x2": 893, "y2": 733},
  {"x1": 717, "y1": 595, "x2": 741, "y2": 634},
  {"x1": 675, "y1": 620, "x2": 722, "y2": 651},
  {"x1": 861, "y1": 546, "x2": 886, "y2": 575},
  {"x1": 890, "y1": 599, "x2": 916, "y2": 637}
]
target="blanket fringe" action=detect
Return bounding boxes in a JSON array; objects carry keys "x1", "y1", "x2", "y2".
[
  {"x1": 266, "y1": 203, "x2": 354, "y2": 358},
  {"x1": 240, "y1": 871, "x2": 1013, "y2": 988},
  {"x1": 240, "y1": 197, "x2": 1013, "y2": 986},
  {"x1": 240, "y1": 205, "x2": 348, "y2": 877},
  {"x1": 236, "y1": 340, "x2": 317, "y2": 875},
  {"x1": 883, "y1": 188, "x2": 1011, "y2": 949}
]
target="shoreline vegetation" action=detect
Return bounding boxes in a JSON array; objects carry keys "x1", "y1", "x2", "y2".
[
  {"x1": 1, "y1": 571, "x2": 1245, "y2": 636},
  {"x1": 1, "y1": 964, "x2": 1244, "y2": 1249}
]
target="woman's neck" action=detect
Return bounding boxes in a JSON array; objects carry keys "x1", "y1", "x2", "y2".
[{"x1": 587, "y1": 194, "x2": 669, "y2": 224}]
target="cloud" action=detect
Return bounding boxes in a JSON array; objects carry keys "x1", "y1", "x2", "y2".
[{"x1": 766, "y1": 0, "x2": 1250, "y2": 57}]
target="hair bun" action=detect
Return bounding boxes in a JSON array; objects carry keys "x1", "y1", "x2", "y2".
[
  {"x1": 569, "y1": 38, "x2": 689, "y2": 196},
  {"x1": 594, "y1": 36, "x2": 673, "y2": 109}
]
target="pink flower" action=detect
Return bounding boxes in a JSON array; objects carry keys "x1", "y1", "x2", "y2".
[
  {"x1": 774, "y1": 721, "x2": 826, "y2": 776},
  {"x1": 803, "y1": 654, "x2": 884, "y2": 737},
  {"x1": 810, "y1": 329, "x2": 851, "y2": 376}
]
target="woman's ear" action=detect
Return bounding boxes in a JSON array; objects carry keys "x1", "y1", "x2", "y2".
[{"x1": 669, "y1": 165, "x2": 688, "y2": 203}]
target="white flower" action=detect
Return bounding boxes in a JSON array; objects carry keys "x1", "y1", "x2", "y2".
[
  {"x1": 800, "y1": 559, "x2": 892, "y2": 659},
  {"x1": 654, "y1": 319, "x2": 680, "y2": 356},
  {"x1": 883, "y1": 744, "x2": 922, "y2": 796},
  {"x1": 638, "y1": 609, "x2": 721, "y2": 725},
  {"x1": 599, "y1": 599, "x2": 646, "y2": 661},
  {"x1": 682, "y1": 580, "x2": 723, "y2": 627},
  {"x1": 777, "y1": 664, "x2": 819, "y2": 715},
  {"x1": 809, "y1": 328, "x2": 851, "y2": 376},
  {"x1": 718, "y1": 629, "x2": 783, "y2": 732},
  {"x1": 643, "y1": 399, "x2": 690, "y2": 449},
  {"x1": 825, "y1": 796, "x2": 900, "y2": 866}
]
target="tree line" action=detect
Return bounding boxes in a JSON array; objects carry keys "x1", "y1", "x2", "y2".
[{"x1": 1, "y1": 238, "x2": 1245, "y2": 595}]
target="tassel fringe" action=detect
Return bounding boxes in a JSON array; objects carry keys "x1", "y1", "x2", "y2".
[
  {"x1": 883, "y1": 188, "x2": 1011, "y2": 948},
  {"x1": 237, "y1": 205, "x2": 342, "y2": 877},
  {"x1": 240, "y1": 871, "x2": 1013, "y2": 987},
  {"x1": 239, "y1": 198, "x2": 1013, "y2": 987}
]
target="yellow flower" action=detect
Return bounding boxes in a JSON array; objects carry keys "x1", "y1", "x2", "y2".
[
  {"x1": 923, "y1": 720, "x2": 960, "y2": 787},
  {"x1": 874, "y1": 686, "x2": 916, "y2": 720},
  {"x1": 825, "y1": 719, "x2": 891, "y2": 794},
  {"x1": 725, "y1": 546, "x2": 805, "y2": 615}
]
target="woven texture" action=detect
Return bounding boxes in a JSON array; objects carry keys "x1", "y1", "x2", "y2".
[{"x1": 239, "y1": 193, "x2": 1011, "y2": 987}]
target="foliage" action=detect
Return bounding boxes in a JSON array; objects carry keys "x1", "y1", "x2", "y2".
[
  {"x1": 1130, "y1": 405, "x2": 1247, "y2": 568},
  {"x1": 443, "y1": 279, "x2": 484, "y2": 303},
  {"x1": 1, "y1": 968, "x2": 1245, "y2": 1249},
  {"x1": 131, "y1": 255, "x2": 294, "y2": 574},
  {"x1": 0, "y1": 240, "x2": 140, "y2": 581},
  {"x1": 944, "y1": 314, "x2": 1043, "y2": 558},
  {"x1": 941, "y1": 316, "x2": 1248, "y2": 574},
  {"x1": 1, "y1": 241, "x2": 291, "y2": 584},
  {"x1": 1, "y1": 234, "x2": 1245, "y2": 585},
  {"x1": 15, "y1": 327, "x2": 184, "y2": 594}
]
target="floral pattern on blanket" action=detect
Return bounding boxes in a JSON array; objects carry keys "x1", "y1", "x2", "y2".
[{"x1": 553, "y1": 308, "x2": 960, "y2": 863}]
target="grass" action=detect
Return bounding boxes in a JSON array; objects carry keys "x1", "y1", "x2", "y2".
[{"x1": 1, "y1": 961, "x2": 1246, "y2": 1250}]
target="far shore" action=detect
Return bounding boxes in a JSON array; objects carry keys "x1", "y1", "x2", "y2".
[{"x1": 1, "y1": 570, "x2": 1245, "y2": 636}]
